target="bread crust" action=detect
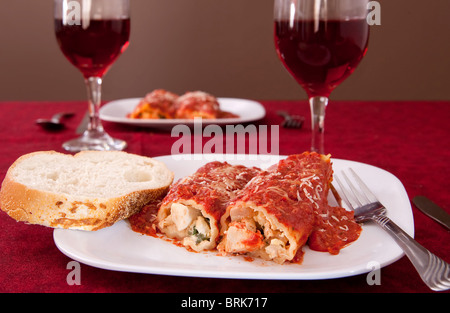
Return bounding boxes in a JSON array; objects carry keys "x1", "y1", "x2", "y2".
[{"x1": 0, "y1": 151, "x2": 174, "y2": 231}]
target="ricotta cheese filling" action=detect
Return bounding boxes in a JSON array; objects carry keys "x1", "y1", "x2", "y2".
[
  {"x1": 160, "y1": 203, "x2": 212, "y2": 251},
  {"x1": 223, "y1": 206, "x2": 290, "y2": 263}
]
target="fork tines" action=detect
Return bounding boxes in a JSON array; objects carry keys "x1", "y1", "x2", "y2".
[
  {"x1": 334, "y1": 168, "x2": 378, "y2": 211},
  {"x1": 277, "y1": 111, "x2": 304, "y2": 129}
]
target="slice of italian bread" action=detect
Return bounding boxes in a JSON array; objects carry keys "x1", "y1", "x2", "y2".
[{"x1": 0, "y1": 151, "x2": 174, "y2": 231}]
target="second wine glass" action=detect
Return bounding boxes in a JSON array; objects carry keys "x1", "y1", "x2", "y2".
[
  {"x1": 274, "y1": 0, "x2": 370, "y2": 154},
  {"x1": 54, "y1": 0, "x2": 130, "y2": 152}
]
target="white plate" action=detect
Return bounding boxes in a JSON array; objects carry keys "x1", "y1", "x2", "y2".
[
  {"x1": 99, "y1": 98, "x2": 266, "y2": 128},
  {"x1": 53, "y1": 154, "x2": 414, "y2": 280}
]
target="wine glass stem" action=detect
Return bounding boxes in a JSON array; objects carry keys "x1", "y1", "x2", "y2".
[
  {"x1": 85, "y1": 76, "x2": 104, "y2": 133},
  {"x1": 309, "y1": 96, "x2": 328, "y2": 154}
]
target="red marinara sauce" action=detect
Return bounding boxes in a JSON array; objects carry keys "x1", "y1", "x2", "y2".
[
  {"x1": 128, "y1": 200, "x2": 161, "y2": 237},
  {"x1": 272, "y1": 152, "x2": 362, "y2": 255},
  {"x1": 308, "y1": 204, "x2": 362, "y2": 255}
]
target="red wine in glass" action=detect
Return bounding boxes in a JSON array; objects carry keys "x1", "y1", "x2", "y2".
[
  {"x1": 274, "y1": 19, "x2": 369, "y2": 98},
  {"x1": 55, "y1": 18, "x2": 130, "y2": 79}
]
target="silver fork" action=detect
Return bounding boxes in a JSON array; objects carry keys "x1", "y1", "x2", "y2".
[
  {"x1": 334, "y1": 168, "x2": 450, "y2": 292},
  {"x1": 276, "y1": 111, "x2": 304, "y2": 128}
]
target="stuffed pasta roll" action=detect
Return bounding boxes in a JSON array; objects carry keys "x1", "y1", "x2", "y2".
[
  {"x1": 218, "y1": 152, "x2": 361, "y2": 263},
  {"x1": 157, "y1": 161, "x2": 260, "y2": 252}
]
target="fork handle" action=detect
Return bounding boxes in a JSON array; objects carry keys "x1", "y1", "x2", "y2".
[{"x1": 373, "y1": 215, "x2": 450, "y2": 291}]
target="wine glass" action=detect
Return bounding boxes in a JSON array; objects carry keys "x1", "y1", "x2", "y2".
[
  {"x1": 274, "y1": 0, "x2": 369, "y2": 154},
  {"x1": 54, "y1": 0, "x2": 130, "y2": 152}
]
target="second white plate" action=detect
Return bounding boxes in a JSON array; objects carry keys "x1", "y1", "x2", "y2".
[
  {"x1": 53, "y1": 154, "x2": 414, "y2": 280},
  {"x1": 99, "y1": 98, "x2": 266, "y2": 128}
]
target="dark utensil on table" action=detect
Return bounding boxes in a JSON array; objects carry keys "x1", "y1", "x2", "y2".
[
  {"x1": 36, "y1": 112, "x2": 75, "y2": 131},
  {"x1": 413, "y1": 196, "x2": 450, "y2": 231},
  {"x1": 277, "y1": 111, "x2": 304, "y2": 128},
  {"x1": 75, "y1": 111, "x2": 90, "y2": 134}
]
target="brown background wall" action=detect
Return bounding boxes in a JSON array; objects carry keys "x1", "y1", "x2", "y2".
[{"x1": 0, "y1": 0, "x2": 449, "y2": 102}]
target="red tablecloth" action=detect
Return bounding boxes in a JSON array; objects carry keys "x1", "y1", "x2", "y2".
[{"x1": 0, "y1": 100, "x2": 449, "y2": 294}]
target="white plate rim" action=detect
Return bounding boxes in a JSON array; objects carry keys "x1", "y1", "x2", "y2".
[
  {"x1": 99, "y1": 97, "x2": 266, "y2": 127},
  {"x1": 53, "y1": 154, "x2": 414, "y2": 280}
]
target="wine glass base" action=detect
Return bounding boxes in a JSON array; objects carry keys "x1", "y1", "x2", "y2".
[{"x1": 62, "y1": 130, "x2": 127, "y2": 152}]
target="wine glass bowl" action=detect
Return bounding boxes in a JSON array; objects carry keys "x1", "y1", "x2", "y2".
[
  {"x1": 54, "y1": 0, "x2": 130, "y2": 152},
  {"x1": 274, "y1": 0, "x2": 369, "y2": 153},
  {"x1": 55, "y1": 18, "x2": 130, "y2": 79}
]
